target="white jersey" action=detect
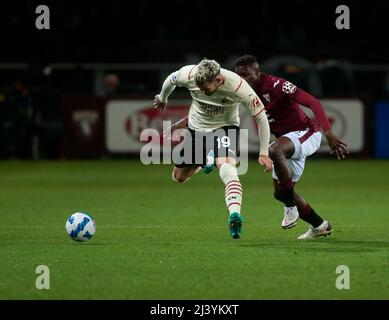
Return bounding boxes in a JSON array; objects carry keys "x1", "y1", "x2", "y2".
[{"x1": 169, "y1": 65, "x2": 264, "y2": 132}]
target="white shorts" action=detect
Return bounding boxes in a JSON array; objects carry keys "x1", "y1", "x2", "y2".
[{"x1": 272, "y1": 129, "x2": 322, "y2": 182}]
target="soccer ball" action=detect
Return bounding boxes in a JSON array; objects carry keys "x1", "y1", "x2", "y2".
[{"x1": 65, "y1": 212, "x2": 96, "y2": 242}]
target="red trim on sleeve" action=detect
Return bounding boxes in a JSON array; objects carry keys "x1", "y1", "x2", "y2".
[
  {"x1": 188, "y1": 66, "x2": 196, "y2": 80},
  {"x1": 252, "y1": 108, "x2": 265, "y2": 118},
  {"x1": 235, "y1": 78, "x2": 243, "y2": 92}
]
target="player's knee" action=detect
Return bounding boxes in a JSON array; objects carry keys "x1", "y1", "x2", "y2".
[
  {"x1": 219, "y1": 163, "x2": 241, "y2": 186},
  {"x1": 219, "y1": 163, "x2": 238, "y2": 181},
  {"x1": 216, "y1": 157, "x2": 236, "y2": 168},
  {"x1": 172, "y1": 171, "x2": 189, "y2": 183},
  {"x1": 269, "y1": 144, "x2": 285, "y2": 162},
  {"x1": 176, "y1": 177, "x2": 188, "y2": 183},
  {"x1": 173, "y1": 174, "x2": 188, "y2": 184}
]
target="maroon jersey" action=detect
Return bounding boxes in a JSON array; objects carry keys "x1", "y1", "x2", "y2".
[{"x1": 254, "y1": 73, "x2": 330, "y2": 138}]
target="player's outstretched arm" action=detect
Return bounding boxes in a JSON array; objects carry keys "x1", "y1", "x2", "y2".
[
  {"x1": 289, "y1": 88, "x2": 349, "y2": 159},
  {"x1": 153, "y1": 72, "x2": 178, "y2": 110}
]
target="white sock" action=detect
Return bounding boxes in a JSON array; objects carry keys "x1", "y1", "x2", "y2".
[{"x1": 219, "y1": 163, "x2": 242, "y2": 215}]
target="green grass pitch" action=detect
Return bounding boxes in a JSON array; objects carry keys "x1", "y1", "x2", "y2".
[{"x1": 0, "y1": 159, "x2": 388, "y2": 299}]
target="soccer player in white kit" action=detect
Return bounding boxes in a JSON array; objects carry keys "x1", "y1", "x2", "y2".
[{"x1": 153, "y1": 59, "x2": 272, "y2": 239}]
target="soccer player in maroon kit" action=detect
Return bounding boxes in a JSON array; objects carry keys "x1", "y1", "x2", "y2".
[{"x1": 234, "y1": 55, "x2": 349, "y2": 239}]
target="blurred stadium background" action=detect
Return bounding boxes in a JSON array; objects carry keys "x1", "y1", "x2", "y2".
[
  {"x1": 1, "y1": 1, "x2": 389, "y2": 300},
  {"x1": 0, "y1": 0, "x2": 388, "y2": 160}
]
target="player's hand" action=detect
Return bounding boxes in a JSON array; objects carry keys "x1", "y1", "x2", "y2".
[
  {"x1": 258, "y1": 154, "x2": 273, "y2": 173},
  {"x1": 325, "y1": 130, "x2": 349, "y2": 160},
  {"x1": 153, "y1": 95, "x2": 166, "y2": 110}
]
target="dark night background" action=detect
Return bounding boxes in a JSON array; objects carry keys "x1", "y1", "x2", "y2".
[
  {"x1": 0, "y1": 0, "x2": 388, "y2": 63},
  {"x1": 0, "y1": 0, "x2": 388, "y2": 159}
]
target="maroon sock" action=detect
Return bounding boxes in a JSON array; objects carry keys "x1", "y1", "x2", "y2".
[
  {"x1": 299, "y1": 204, "x2": 324, "y2": 228},
  {"x1": 277, "y1": 178, "x2": 295, "y2": 207}
]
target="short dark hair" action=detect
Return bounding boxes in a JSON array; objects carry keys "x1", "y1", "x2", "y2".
[{"x1": 234, "y1": 55, "x2": 258, "y2": 67}]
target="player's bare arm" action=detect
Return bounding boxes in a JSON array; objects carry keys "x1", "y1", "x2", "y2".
[{"x1": 325, "y1": 130, "x2": 349, "y2": 160}]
